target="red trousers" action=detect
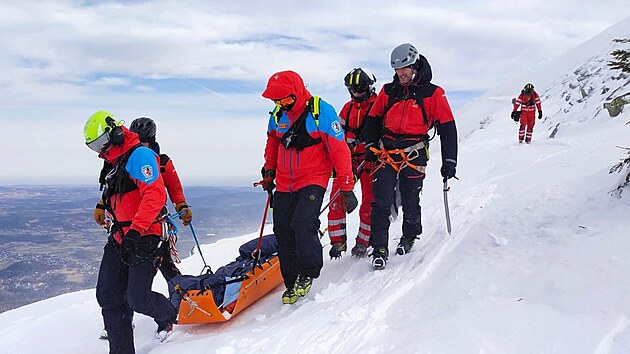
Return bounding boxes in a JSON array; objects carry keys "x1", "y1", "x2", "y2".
[
  {"x1": 518, "y1": 111, "x2": 536, "y2": 142},
  {"x1": 327, "y1": 165, "x2": 373, "y2": 246}
]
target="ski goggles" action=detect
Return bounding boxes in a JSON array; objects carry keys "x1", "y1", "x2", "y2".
[
  {"x1": 348, "y1": 86, "x2": 369, "y2": 95},
  {"x1": 273, "y1": 95, "x2": 296, "y2": 109},
  {"x1": 86, "y1": 132, "x2": 111, "y2": 153}
]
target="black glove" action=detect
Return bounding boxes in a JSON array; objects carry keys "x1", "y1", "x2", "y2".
[
  {"x1": 122, "y1": 229, "x2": 141, "y2": 254},
  {"x1": 538, "y1": 111, "x2": 543, "y2": 120},
  {"x1": 256, "y1": 169, "x2": 276, "y2": 192},
  {"x1": 440, "y1": 162, "x2": 457, "y2": 182},
  {"x1": 365, "y1": 148, "x2": 377, "y2": 162},
  {"x1": 340, "y1": 191, "x2": 358, "y2": 214}
]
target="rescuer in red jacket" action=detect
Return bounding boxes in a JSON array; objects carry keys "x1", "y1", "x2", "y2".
[
  {"x1": 511, "y1": 83, "x2": 543, "y2": 143},
  {"x1": 362, "y1": 43, "x2": 458, "y2": 270},
  {"x1": 257, "y1": 70, "x2": 358, "y2": 305},
  {"x1": 85, "y1": 111, "x2": 177, "y2": 352},
  {"x1": 328, "y1": 68, "x2": 378, "y2": 260}
]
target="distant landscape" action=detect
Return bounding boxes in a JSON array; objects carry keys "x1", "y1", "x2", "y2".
[{"x1": 0, "y1": 185, "x2": 267, "y2": 313}]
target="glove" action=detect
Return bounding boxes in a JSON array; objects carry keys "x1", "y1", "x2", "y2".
[
  {"x1": 440, "y1": 161, "x2": 457, "y2": 182},
  {"x1": 256, "y1": 169, "x2": 276, "y2": 192},
  {"x1": 175, "y1": 201, "x2": 192, "y2": 226},
  {"x1": 365, "y1": 148, "x2": 377, "y2": 162},
  {"x1": 340, "y1": 191, "x2": 358, "y2": 214},
  {"x1": 93, "y1": 201, "x2": 106, "y2": 226},
  {"x1": 122, "y1": 229, "x2": 141, "y2": 254},
  {"x1": 538, "y1": 111, "x2": 543, "y2": 119}
]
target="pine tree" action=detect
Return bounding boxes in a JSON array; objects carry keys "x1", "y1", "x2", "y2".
[
  {"x1": 608, "y1": 38, "x2": 630, "y2": 73},
  {"x1": 610, "y1": 146, "x2": 630, "y2": 198}
]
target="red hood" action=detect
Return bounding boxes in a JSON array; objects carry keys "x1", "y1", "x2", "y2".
[
  {"x1": 99, "y1": 126, "x2": 141, "y2": 163},
  {"x1": 262, "y1": 70, "x2": 312, "y2": 114}
]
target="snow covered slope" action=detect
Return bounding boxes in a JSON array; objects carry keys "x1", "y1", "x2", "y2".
[{"x1": 1, "y1": 16, "x2": 630, "y2": 354}]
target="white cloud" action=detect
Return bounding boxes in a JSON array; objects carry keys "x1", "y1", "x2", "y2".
[{"x1": 0, "y1": 1, "x2": 628, "y2": 184}]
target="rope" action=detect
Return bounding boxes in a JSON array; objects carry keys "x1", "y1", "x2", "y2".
[{"x1": 369, "y1": 143, "x2": 427, "y2": 176}]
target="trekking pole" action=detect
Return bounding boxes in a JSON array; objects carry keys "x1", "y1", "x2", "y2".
[
  {"x1": 161, "y1": 209, "x2": 211, "y2": 274},
  {"x1": 443, "y1": 179, "x2": 452, "y2": 235},
  {"x1": 318, "y1": 160, "x2": 366, "y2": 216},
  {"x1": 188, "y1": 221, "x2": 212, "y2": 274},
  {"x1": 251, "y1": 192, "x2": 272, "y2": 275}
]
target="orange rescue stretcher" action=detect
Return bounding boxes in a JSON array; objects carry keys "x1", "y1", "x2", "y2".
[{"x1": 176, "y1": 256, "x2": 283, "y2": 324}]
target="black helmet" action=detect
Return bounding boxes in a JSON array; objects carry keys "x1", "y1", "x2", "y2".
[
  {"x1": 524, "y1": 83, "x2": 534, "y2": 92},
  {"x1": 344, "y1": 68, "x2": 377, "y2": 101},
  {"x1": 129, "y1": 117, "x2": 157, "y2": 143}
]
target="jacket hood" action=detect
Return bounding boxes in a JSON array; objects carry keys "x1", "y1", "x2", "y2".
[
  {"x1": 262, "y1": 70, "x2": 312, "y2": 113},
  {"x1": 99, "y1": 126, "x2": 141, "y2": 163},
  {"x1": 393, "y1": 54, "x2": 433, "y2": 85}
]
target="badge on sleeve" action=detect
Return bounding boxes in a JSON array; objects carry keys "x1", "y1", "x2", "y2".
[
  {"x1": 141, "y1": 165, "x2": 154, "y2": 181},
  {"x1": 331, "y1": 121, "x2": 342, "y2": 134}
]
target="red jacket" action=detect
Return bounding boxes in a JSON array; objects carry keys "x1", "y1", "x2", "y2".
[
  {"x1": 513, "y1": 91, "x2": 542, "y2": 113},
  {"x1": 369, "y1": 82, "x2": 454, "y2": 143},
  {"x1": 159, "y1": 155, "x2": 186, "y2": 205},
  {"x1": 100, "y1": 128, "x2": 166, "y2": 242},
  {"x1": 338, "y1": 94, "x2": 377, "y2": 157},
  {"x1": 363, "y1": 55, "x2": 458, "y2": 167},
  {"x1": 262, "y1": 71, "x2": 353, "y2": 193}
]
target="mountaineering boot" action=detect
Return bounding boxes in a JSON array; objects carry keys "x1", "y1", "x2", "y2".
[
  {"x1": 282, "y1": 288, "x2": 298, "y2": 305},
  {"x1": 371, "y1": 247, "x2": 388, "y2": 270},
  {"x1": 350, "y1": 243, "x2": 368, "y2": 258},
  {"x1": 294, "y1": 275, "x2": 313, "y2": 297},
  {"x1": 396, "y1": 236, "x2": 417, "y2": 255},
  {"x1": 329, "y1": 241, "x2": 347, "y2": 259},
  {"x1": 155, "y1": 322, "x2": 174, "y2": 343}
]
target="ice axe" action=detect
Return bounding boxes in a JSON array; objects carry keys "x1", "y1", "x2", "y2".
[{"x1": 443, "y1": 178, "x2": 452, "y2": 235}]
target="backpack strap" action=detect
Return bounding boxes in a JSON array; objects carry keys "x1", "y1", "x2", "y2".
[
  {"x1": 343, "y1": 101, "x2": 375, "y2": 136},
  {"x1": 271, "y1": 96, "x2": 321, "y2": 126},
  {"x1": 382, "y1": 83, "x2": 435, "y2": 128}
]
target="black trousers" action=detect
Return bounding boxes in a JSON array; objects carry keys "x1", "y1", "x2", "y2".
[
  {"x1": 370, "y1": 153, "x2": 426, "y2": 250},
  {"x1": 273, "y1": 185, "x2": 326, "y2": 289},
  {"x1": 96, "y1": 236, "x2": 177, "y2": 354}
]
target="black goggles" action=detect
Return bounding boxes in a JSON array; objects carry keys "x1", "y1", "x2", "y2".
[{"x1": 348, "y1": 86, "x2": 369, "y2": 94}]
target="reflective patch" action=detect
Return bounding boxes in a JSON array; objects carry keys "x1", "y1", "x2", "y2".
[
  {"x1": 279, "y1": 123, "x2": 288, "y2": 129},
  {"x1": 141, "y1": 165, "x2": 154, "y2": 180},
  {"x1": 331, "y1": 121, "x2": 341, "y2": 134}
]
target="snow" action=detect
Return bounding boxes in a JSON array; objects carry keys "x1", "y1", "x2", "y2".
[{"x1": 2, "y1": 16, "x2": 630, "y2": 354}]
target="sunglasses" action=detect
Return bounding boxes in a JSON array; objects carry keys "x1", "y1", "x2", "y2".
[
  {"x1": 86, "y1": 131, "x2": 111, "y2": 153},
  {"x1": 273, "y1": 95, "x2": 296, "y2": 108}
]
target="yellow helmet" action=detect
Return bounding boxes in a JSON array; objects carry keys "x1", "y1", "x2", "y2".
[{"x1": 83, "y1": 110, "x2": 123, "y2": 152}]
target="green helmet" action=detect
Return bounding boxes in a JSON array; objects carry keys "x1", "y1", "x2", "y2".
[{"x1": 84, "y1": 110, "x2": 123, "y2": 152}]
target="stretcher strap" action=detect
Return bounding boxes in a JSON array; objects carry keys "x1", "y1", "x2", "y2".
[{"x1": 174, "y1": 284, "x2": 215, "y2": 318}]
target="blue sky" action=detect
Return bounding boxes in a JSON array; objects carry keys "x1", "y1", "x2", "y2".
[{"x1": 0, "y1": 1, "x2": 629, "y2": 185}]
